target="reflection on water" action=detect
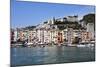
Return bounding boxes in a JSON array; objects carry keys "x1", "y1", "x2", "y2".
[{"x1": 11, "y1": 46, "x2": 95, "y2": 66}]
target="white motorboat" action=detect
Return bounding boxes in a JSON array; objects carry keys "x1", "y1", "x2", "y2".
[
  {"x1": 27, "y1": 42, "x2": 33, "y2": 45},
  {"x1": 86, "y1": 43, "x2": 95, "y2": 47},
  {"x1": 77, "y1": 44, "x2": 86, "y2": 47}
]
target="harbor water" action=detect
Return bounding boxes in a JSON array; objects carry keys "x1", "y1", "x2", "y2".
[{"x1": 11, "y1": 45, "x2": 95, "y2": 66}]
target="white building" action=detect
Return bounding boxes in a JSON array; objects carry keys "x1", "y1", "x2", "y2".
[
  {"x1": 67, "y1": 28, "x2": 73, "y2": 44},
  {"x1": 81, "y1": 21, "x2": 86, "y2": 28},
  {"x1": 36, "y1": 23, "x2": 51, "y2": 44},
  {"x1": 50, "y1": 29, "x2": 58, "y2": 44},
  {"x1": 86, "y1": 23, "x2": 95, "y2": 40},
  {"x1": 27, "y1": 29, "x2": 36, "y2": 43},
  {"x1": 66, "y1": 16, "x2": 78, "y2": 22},
  {"x1": 63, "y1": 28, "x2": 68, "y2": 42},
  {"x1": 47, "y1": 19, "x2": 54, "y2": 25},
  {"x1": 56, "y1": 18, "x2": 64, "y2": 22},
  {"x1": 73, "y1": 30, "x2": 81, "y2": 38},
  {"x1": 13, "y1": 29, "x2": 18, "y2": 42},
  {"x1": 44, "y1": 29, "x2": 51, "y2": 43}
]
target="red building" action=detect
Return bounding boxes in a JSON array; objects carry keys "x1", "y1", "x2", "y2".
[{"x1": 57, "y1": 32, "x2": 63, "y2": 43}]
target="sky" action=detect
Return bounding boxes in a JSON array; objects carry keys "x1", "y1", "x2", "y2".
[{"x1": 11, "y1": 0, "x2": 95, "y2": 28}]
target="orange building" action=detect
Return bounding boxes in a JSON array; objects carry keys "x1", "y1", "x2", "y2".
[
  {"x1": 81, "y1": 32, "x2": 92, "y2": 42},
  {"x1": 57, "y1": 32, "x2": 63, "y2": 43}
]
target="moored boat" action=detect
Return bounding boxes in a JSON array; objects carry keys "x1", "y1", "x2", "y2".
[{"x1": 77, "y1": 44, "x2": 86, "y2": 47}]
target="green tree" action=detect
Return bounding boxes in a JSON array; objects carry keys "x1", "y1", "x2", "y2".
[
  {"x1": 82, "y1": 13, "x2": 95, "y2": 25},
  {"x1": 81, "y1": 13, "x2": 95, "y2": 31}
]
